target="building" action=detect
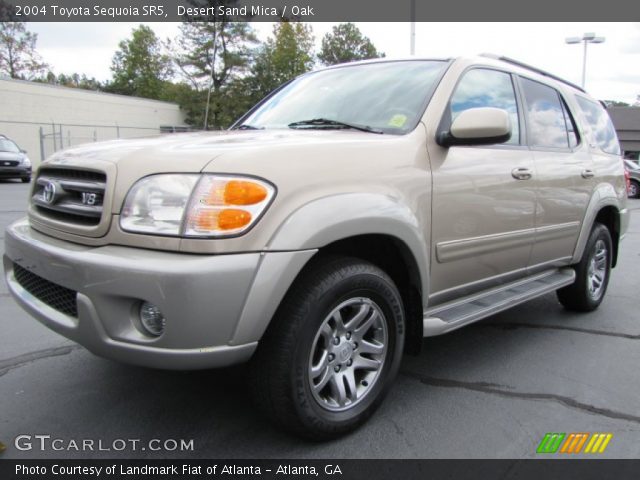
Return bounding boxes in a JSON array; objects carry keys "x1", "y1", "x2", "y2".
[
  {"x1": 0, "y1": 77, "x2": 187, "y2": 165},
  {"x1": 607, "y1": 106, "x2": 640, "y2": 161}
]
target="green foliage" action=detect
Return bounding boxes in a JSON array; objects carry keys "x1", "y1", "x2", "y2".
[
  {"x1": 4, "y1": 21, "x2": 385, "y2": 131},
  {"x1": 35, "y1": 71, "x2": 103, "y2": 91},
  {"x1": 602, "y1": 100, "x2": 630, "y2": 107},
  {"x1": 170, "y1": 20, "x2": 257, "y2": 129},
  {"x1": 247, "y1": 22, "x2": 315, "y2": 105},
  {"x1": 160, "y1": 81, "x2": 209, "y2": 126},
  {"x1": 0, "y1": 21, "x2": 47, "y2": 79},
  {"x1": 107, "y1": 25, "x2": 171, "y2": 100},
  {"x1": 318, "y1": 23, "x2": 384, "y2": 66}
]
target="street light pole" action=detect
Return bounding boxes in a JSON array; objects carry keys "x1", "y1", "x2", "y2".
[
  {"x1": 410, "y1": 0, "x2": 416, "y2": 55},
  {"x1": 565, "y1": 32, "x2": 605, "y2": 89}
]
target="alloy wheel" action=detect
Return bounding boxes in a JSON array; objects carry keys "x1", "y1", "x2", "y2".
[{"x1": 308, "y1": 297, "x2": 388, "y2": 412}]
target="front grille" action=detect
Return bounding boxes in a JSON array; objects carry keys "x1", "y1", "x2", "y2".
[
  {"x1": 33, "y1": 168, "x2": 107, "y2": 227},
  {"x1": 0, "y1": 160, "x2": 19, "y2": 167},
  {"x1": 13, "y1": 263, "x2": 78, "y2": 317}
]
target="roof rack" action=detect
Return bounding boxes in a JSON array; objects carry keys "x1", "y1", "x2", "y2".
[{"x1": 479, "y1": 53, "x2": 586, "y2": 93}]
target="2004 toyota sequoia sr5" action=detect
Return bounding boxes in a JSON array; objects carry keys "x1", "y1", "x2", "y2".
[{"x1": 4, "y1": 55, "x2": 628, "y2": 439}]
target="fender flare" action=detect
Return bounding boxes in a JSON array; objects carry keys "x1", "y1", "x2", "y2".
[
  {"x1": 267, "y1": 193, "x2": 429, "y2": 294},
  {"x1": 571, "y1": 183, "x2": 623, "y2": 264},
  {"x1": 230, "y1": 193, "x2": 429, "y2": 345}
]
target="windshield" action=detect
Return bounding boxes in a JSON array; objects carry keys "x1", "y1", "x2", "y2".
[
  {"x1": 239, "y1": 60, "x2": 448, "y2": 134},
  {"x1": 0, "y1": 138, "x2": 20, "y2": 153}
]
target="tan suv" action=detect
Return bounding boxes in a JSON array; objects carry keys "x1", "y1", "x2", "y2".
[{"x1": 3, "y1": 55, "x2": 629, "y2": 439}]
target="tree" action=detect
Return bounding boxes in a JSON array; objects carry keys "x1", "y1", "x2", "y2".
[
  {"x1": 602, "y1": 100, "x2": 630, "y2": 107},
  {"x1": 160, "y1": 81, "x2": 208, "y2": 127},
  {"x1": 318, "y1": 23, "x2": 384, "y2": 66},
  {"x1": 0, "y1": 21, "x2": 47, "y2": 79},
  {"x1": 38, "y1": 71, "x2": 103, "y2": 91},
  {"x1": 107, "y1": 25, "x2": 171, "y2": 100},
  {"x1": 170, "y1": 19, "x2": 257, "y2": 129},
  {"x1": 248, "y1": 21, "x2": 315, "y2": 104}
]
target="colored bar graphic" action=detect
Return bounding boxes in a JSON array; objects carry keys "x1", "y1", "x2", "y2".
[
  {"x1": 560, "y1": 433, "x2": 589, "y2": 453},
  {"x1": 584, "y1": 433, "x2": 613, "y2": 453},
  {"x1": 537, "y1": 433, "x2": 566, "y2": 453},
  {"x1": 538, "y1": 433, "x2": 613, "y2": 454},
  {"x1": 572, "y1": 433, "x2": 589, "y2": 453}
]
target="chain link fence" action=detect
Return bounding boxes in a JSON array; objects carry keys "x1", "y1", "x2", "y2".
[{"x1": 39, "y1": 123, "x2": 195, "y2": 161}]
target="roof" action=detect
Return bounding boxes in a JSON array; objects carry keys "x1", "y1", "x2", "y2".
[
  {"x1": 311, "y1": 55, "x2": 587, "y2": 96},
  {"x1": 479, "y1": 54, "x2": 585, "y2": 93},
  {"x1": 607, "y1": 107, "x2": 640, "y2": 131},
  {"x1": 0, "y1": 76, "x2": 180, "y2": 107}
]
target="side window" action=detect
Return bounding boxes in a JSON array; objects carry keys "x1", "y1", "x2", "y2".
[
  {"x1": 575, "y1": 96, "x2": 621, "y2": 155},
  {"x1": 450, "y1": 69, "x2": 520, "y2": 145},
  {"x1": 520, "y1": 77, "x2": 571, "y2": 149}
]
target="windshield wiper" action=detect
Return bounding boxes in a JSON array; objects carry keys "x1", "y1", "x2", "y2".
[{"x1": 288, "y1": 118, "x2": 383, "y2": 134}]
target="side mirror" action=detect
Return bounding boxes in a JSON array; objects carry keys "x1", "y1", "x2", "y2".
[
  {"x1": 20, "y1": 149, "x2": 27, "y2": 154},
  {"x1": 438, "y1": 107, "x2": 512, "y2": 147}
]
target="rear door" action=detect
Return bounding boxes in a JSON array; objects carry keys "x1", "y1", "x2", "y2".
[{"x1": 518, "y1": 77, "x2": 593, "y2": 269}]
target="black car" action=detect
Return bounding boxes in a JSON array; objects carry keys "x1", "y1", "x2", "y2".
[{"x1": 0, "y1": 135, "x2": 31, "y2": 183}]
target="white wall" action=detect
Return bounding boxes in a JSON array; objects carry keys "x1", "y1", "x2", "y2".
[{"x1": 0, "y1": 78, "x2": 187, "y2": 165}]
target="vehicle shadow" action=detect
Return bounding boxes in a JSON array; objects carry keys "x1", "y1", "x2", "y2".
[
  {"x1": 8, "y1": 282, "x2": 632, "y2": 460},
  {"x1": 0, "y1": 179, "x2": 25, "y2": 184},
  {"x1": 44, "y1": 293, "x2": 585, "y2": 458}
]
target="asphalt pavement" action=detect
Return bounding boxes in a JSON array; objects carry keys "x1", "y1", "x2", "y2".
[{"x1": 1, "y1": 178, "x2": 639, "y2": 459}]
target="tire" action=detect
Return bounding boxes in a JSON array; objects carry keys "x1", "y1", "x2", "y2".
[
  {"x1": 249, "y1": 256, "x2": 405, "y2": 440},
  {"x1": 21, "y1": 176, "x2": 31, "y2": 183},
  {"x1": 557, "y1": 223, "x2": 612, "y2": 312},
  {"x1": 629, "y1": 180, "x2": 640, "y2": 199}
]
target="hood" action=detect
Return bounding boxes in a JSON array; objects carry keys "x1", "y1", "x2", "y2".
[
  {"x1": 42, "y1": 129, "x2": 392, "y2": 174},
  {"x1": 40, "y1": 129, "x2": 411, "y2": 213},
  {"x1": 0, "y1": 151, "x2": 23, "y2": 162}
]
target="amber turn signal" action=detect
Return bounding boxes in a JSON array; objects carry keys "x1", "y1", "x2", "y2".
[
  {"x1": 223, "y1": 180, "x2": 268, "y2": 205},
  {"x1": 193, "y1": 208, "x2": 252, "y2": 232},
  {"x1": 218, "y1": 209, "x2": 252, "y2": 230},
  {"x1": 183, "y1": 175, "x2": 274, "y2": 237}
]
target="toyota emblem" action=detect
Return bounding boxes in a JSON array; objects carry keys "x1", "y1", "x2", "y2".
[{"x1": 43, "y1": 182, "x2": 56, "y2": 204}]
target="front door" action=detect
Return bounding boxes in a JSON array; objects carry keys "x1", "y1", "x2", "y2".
[{"x1": 429, "y1": 68, "x2": 536, "y2": 303}]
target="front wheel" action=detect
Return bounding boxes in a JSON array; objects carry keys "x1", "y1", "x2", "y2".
[
  {"x1": 557, "y1": 223, "x2": 612, "y2": 312},
  {"x1": 250, "y1": 256, "x2": 405, "y2": 440}
]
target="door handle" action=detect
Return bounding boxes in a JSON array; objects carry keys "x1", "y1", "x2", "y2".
[
  {"x1": 511, "y1": 167, "x2": 533, "y2": 180},
  {"x1": 581, "y1": 169, "x2": 595, "y2": 179}
]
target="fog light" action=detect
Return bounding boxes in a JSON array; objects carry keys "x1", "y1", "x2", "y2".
[{"x1": 139, "y1": 302, "x2": 165, "y2": 336}]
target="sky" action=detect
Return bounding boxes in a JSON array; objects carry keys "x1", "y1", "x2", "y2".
[{"x1": 28, "y1": 22, "x2": 640, "y2": 104}]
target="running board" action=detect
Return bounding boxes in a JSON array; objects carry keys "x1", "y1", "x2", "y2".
[{"x1": 423, "y1": 268, "x2": 576, "y2": 337}]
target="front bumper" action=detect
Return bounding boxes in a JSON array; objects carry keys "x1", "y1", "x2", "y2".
[
  {"x1": 4, "y1": 218, "x2": 316, "y2": 369},
  {"x1": 0, "y1": 165, "x2": 31, "y2": 178}
]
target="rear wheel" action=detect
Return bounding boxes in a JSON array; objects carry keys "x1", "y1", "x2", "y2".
[
  {"x1": 557, "y1": 223, "x2": 612, "y2": 312},
  {"x1": 250, "y1": 256, "x2": 405, "y2": 439},
  {"x1": 629, "y1": 180, "x2": 640, "y2": 199}
]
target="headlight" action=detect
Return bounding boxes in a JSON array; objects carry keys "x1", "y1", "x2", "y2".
[
  {"x1": 120, "y1": 174, "x2": 200, "y2": 235},
  {"x1": 22, "y1": 156, "x2": 31, "y2": 167},
  {"x1": 120, "y1": 174, "x2": 275, "y2": 237}
]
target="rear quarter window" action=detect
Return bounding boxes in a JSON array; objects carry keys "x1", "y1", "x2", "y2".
[{"x1": 575, "y1": 96, "x2": 621, "y2": 155}]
